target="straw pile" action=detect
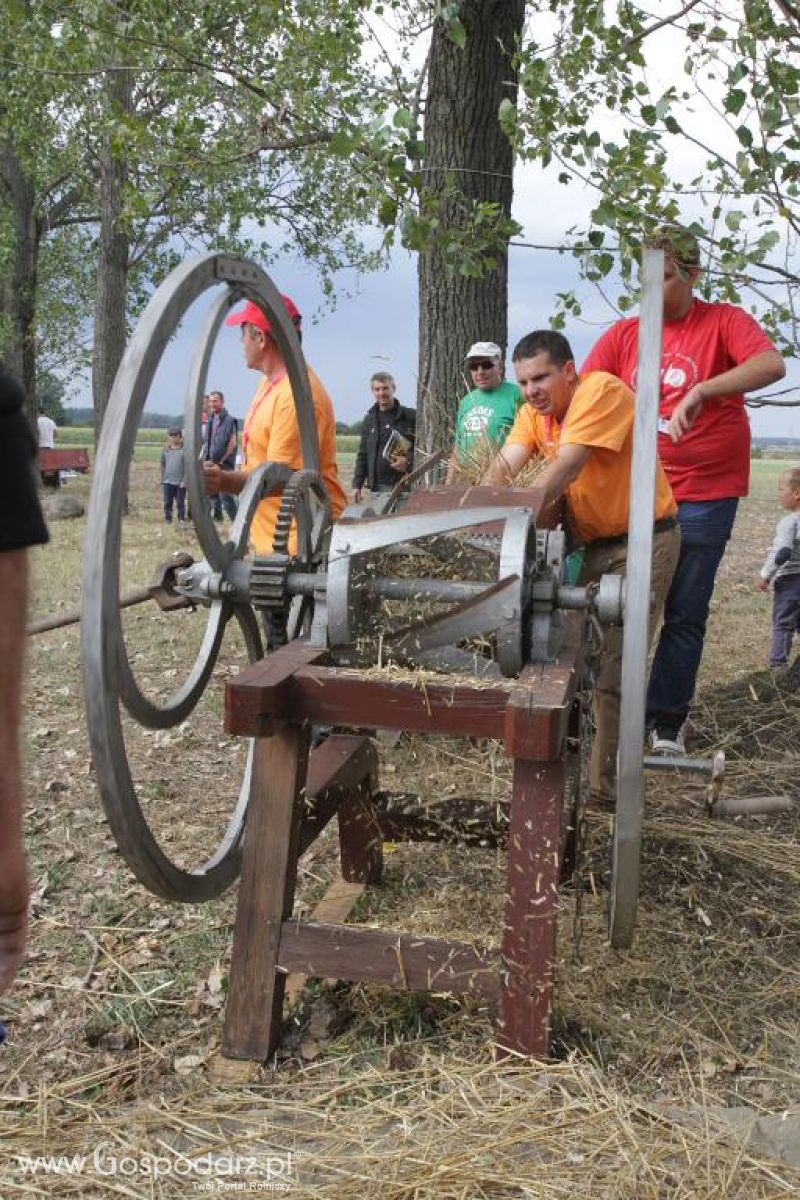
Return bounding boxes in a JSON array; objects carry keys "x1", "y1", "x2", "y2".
[
  {"x1": 2, "y1": 1050, "x2": 798, "y2": 1197},
  {"x1": 448, "y1": 429, "x2": 548, "y2": 488}
]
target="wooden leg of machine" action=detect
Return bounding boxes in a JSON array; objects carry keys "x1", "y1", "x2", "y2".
[
  {"x1": 338, "y1": 779, "x2": 383, "y2": 885},
  {"x1": 222, "y1": 724, "x2": 310, "y2": 1061},
  {"x1": 497, "y1": 759, "x2": 563, "y2": 1059}
]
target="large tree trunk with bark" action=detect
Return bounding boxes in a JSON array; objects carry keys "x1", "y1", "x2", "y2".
[
  {"x1": 0, "y1": 139, "x2": 40, "y2": 424},
  {"x1": 92, "y1": 69, "x2": 133, "y2": 443},
  {"x1": 417, "y1": 0, "x2": 525, "y2": 458}
]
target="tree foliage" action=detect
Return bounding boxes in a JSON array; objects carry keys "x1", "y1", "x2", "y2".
[
  {"x1": 512, "y1": 1, "x2": 800, "y2": 355},
  {"x1": 37, "y1": 369, "x2": 67, "y2": 424},
  {"x1": 0, "y1": 0, "x2": 388, "y2": 417}
]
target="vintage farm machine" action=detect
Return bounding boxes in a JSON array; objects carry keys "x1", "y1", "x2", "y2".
[{"x1": 82, "y1": 251, "x2": 761, "y2": 1062}]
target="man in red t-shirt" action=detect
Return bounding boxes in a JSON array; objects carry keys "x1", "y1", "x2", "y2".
[{"x1": 582, "y1": 227, "x2": 785, "y2": 752}]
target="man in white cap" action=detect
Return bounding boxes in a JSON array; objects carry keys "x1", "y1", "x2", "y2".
[{"x1": 446, "y1": 341, "x2": 522, "y2": 481}]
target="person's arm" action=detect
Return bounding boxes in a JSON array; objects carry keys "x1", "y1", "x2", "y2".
[
  {"x1": 203, "y1": 462, "x2": 249, "y2": 495},
  {"x1": 758, "y1": 514, "x2": 796, "y2": 588},
  {"x1": 0, "y1": 550, "x2": 30, "y2": 995},
  {"x1": 445, "y1": 447, "x2": 460, "y2": 484},
  {"x1": 528, "y1": 443, "x2": 593, "y2": 510},
  {"x1": 388, "y1": 436, "x2": 412, "y2": 474},
  {"x1": 224, "y1": 416, "x2": 237, "y2": 462},
  {"x1": 483, "y1": 442, "x2": 534, "y2": 485},
  {"x1": 669, "y1": 350, "x2": 785, "y2": 441}
]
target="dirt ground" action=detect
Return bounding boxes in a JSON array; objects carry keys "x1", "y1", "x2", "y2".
[{"x1": 1, "y1": 457, "x2": 798, "y2": 1198}]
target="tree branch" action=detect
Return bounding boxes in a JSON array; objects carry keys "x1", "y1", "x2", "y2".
[
  {"x1": 623, "y1": 0, "x2": 704, "y2": 46},
  {"x1": 774, "y1": 0, "x2": 800, "y2": 33}
]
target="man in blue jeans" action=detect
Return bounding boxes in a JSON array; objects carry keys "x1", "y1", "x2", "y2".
[{"x1": 582, "y1": 227, "x2": 785, "y2": 752}]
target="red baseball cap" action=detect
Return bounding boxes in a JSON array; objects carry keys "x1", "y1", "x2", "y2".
[{"x1": 225, "y1": 294, "x2": 301, "y2": 333}]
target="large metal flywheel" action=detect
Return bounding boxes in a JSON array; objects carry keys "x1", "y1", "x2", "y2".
[
  {"x1": 609, "y1": 246, "x2": 665, "y2": 948},
  {"x1": 82, "y1": 255, "x2": 322, "y2": 902}
]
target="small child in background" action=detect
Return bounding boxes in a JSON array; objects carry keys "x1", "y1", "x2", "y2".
[
  {"x1": 757, "y1": 466, "x2": 800, "y2": 674},
  {"x1": 160, "y1": 427, "x2": 186, "y2": 524}
]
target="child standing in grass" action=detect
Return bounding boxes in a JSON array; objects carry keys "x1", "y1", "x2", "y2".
[
  {"x1": 757, "y1": 466, "x2": 800, "y2": 673},
  {"x1": 160, "y1": 427, "x2": 186, "y2": 524}
]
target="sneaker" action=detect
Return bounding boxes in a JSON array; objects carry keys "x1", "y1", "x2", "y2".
[{"x1": 649, "y1": 725, "x2": 686, "y2": 756}]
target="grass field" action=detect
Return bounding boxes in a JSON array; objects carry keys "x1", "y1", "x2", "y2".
[
  {"x1": 55, "y1": 425, "x2": 361, "y2": 463},
  {"x1": 3, "y1": 458, "x2": 798, "y2": 1197}
]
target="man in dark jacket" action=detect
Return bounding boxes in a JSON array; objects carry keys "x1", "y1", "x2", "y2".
[
  {"x1": 352, "y1": 373, "x2": 416, "y2": 501},
  {"x1": 204, "y1": 390, "x2": 238, "y2": 521}
]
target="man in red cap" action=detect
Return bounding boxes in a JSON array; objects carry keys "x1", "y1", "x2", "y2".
[{"x1": 204, "y1": 295, "x2": 345, "y2": 555}]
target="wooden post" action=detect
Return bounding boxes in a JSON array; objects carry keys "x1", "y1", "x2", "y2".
[
  {"x1": 338, "y1": 779, "x2": 383, "y2": 885},
  {"x1": 222, "y1": 723, "x2": 310, "y2": 1061},
  {"x1": 497, "y1": 759, "x2": 563, "y2": 1058}
]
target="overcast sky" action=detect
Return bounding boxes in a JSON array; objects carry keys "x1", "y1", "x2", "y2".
[
  {"x1": 140, "y1": 157, "x2": 799, "y2": 441},
  {"x1": 76, "y1": 12, "x2": 800, "y2": 442}
]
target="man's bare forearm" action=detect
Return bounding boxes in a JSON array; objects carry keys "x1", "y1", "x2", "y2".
[
  {"x1": 0, "y1": 549, "x2": 31, "y2": 994},
  {"x1": 699, "y1": 350, "x2": 785, "y2": 401},
  {"x1": 0, "y1": 551, "x2": 28, "y2": 839},
  {"x1": 217, "y1": 469, "x2": 249, "y2": 495}
]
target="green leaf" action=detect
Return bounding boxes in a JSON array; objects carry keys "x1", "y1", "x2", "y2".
[
  {"x1": 724, "y1": 90, "x2": 747, "y2": 116},
  {"x1": 498, "y1": 97, "x2": 517, "y2": 132},
  {"x1": 400, "y1": 210, "x2": 432, "y2": 251},
  {"x1": 447, "y1": 16, "x2": 466, "y2": 49},
  {"x1": 378, "y1": 196, "x2": 398, "y2": 226},
  {"x1": 596, "y1": 252, "x2": 614, "y2": 275}
]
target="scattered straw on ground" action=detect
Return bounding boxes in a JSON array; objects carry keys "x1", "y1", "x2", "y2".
[
  {"x1": 2, "y1": 1051, "x2": 799, "y2": 1197},
  {"x1": 5, "y1": 460, "x2": 798, "y2": 1198}
]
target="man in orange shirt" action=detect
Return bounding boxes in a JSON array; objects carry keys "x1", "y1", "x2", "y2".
[
  {"x1": 484, "y1": 329, "x2": 680, "y2": 809},
  {"x1": 203, "y1": 296, "x2": 346, "y2": 556}
]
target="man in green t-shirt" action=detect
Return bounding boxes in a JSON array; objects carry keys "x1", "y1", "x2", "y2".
[{"x1": 446, "y1": 341, "x2": 522, "y2": 481}]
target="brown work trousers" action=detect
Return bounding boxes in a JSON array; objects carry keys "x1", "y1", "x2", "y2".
[{"x1": 580, "y1": 525, "x2": 681, "y2": 807}]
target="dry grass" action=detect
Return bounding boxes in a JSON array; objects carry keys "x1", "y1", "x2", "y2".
[
  {"x1": 449, "y1": 429, "x2": 548, "y2": 488},
  {"x1": 2, "y1": 1053, "x2": 798, "y2": 1197},
  {"x1": 2, "y1": 456, "x2": 798, "y2": 1197}
]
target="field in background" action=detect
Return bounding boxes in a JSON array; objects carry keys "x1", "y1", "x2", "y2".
[
  {"x1": 52, "y1": 425, "x2": 360, "y2": 463},
  {"x1": 3, "y1": 458, "x2": 798, "y2": 1197}
]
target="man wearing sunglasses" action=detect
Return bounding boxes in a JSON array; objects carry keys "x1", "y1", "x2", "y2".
[{"x1": 446, "y1": 341, "x2": 522, "y2": 481}]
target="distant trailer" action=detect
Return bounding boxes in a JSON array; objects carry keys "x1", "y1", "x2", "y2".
[{"x1": 39, "y1": 447, "x2": 90, "y2": 488}]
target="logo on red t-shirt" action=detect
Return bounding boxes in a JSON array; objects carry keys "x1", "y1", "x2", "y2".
[{"x1": 631, "y1": 353, "x2": 699, "y2": 410}]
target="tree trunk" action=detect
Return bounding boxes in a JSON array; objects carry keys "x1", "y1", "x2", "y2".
[
  {"x1": 0, "y1": 139, "x2": 40, "y2": 424},
  {"x1": 417, "y1": 0, "x2": 525, "y2": 457},
  {"x1": 92, "y1": 68, "x2": 133, "y2": 443}
]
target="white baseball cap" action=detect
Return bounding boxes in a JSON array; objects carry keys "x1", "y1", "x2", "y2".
[{"x1": 465, "y1": 341, "x2": 503, "y2": 361}]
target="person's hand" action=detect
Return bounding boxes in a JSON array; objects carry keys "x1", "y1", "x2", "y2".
[
  {"x1": 757, "y1": 577, "x2": 770, "y2": 593},
  {"x1": 389, "y1": 455, "x2": 408, "y2": 474},
  {"x1": 0, "y1": 843, "x2": 28, "y2": 996},
  {"x1": 203, "y1": 461, "x2": 222, "y2": 496},
  {"x1": 668, "y1": 386, "x2": 704, "y2": 442}
]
